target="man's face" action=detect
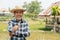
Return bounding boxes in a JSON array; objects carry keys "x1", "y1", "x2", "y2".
[{"x1": 14, "y1": 11, "x2": 23, "y2": 21}]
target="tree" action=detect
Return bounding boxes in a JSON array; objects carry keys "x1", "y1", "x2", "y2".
[
  {"x1": 51, "y1": 5, "x2": 59, "y2": 32},
  {"x1": 23, "y1": 0, "x2": 42, "y2": 19}
]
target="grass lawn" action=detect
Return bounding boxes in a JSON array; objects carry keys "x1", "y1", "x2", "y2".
[
  {"x1": 0, "y1": 18, "x2": 60, "y2": 40},
  {"x1": 0, "y1": 18, "x2": 45, "y2": 32},
  {"x1": 0, "y1": 22, "x2": 8, "y2": 32},
  {"x1": 0, "y1": 31, "x2": 60, "y2": 40}
]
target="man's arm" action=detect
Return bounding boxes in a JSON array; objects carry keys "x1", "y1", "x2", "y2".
[
  {"x1": 23, "y1": 22, "x2": 30, "y2": 37},
  {"x1": 8, "y1": 21, "x2": 19, "y2": 36},
  {"x1": 8, "y1": 21, "x2": 14, "y2": 33},
  {"x1": 8, "y1": 21, "x2": 14, "y2": 36}
]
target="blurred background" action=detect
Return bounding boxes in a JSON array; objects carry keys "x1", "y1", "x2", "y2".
[{"x1": 0, "y1": 0, "x2": 60, "y2": 40}]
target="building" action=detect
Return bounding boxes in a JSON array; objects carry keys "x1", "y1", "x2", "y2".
[{"x1": 39, "y1": 1, "x2": 60, "y2": 32}]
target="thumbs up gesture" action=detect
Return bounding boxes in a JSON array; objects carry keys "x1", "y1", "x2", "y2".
[
  {"x1": 13, "y1": 21, "x2": 20, "y2": 32},
  {"x1": 13, "y1": 25, "x2": 19, "y2": 32}
]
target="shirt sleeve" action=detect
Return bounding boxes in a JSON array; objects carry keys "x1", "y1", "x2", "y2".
[
  {"x1": 8, "y1": 21, "x2": 14, "y2": 33},
  {"x1": 23, "y1": 22, "x2": 30, "y2": 37}
]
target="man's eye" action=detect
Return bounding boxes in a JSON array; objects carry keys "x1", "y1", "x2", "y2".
[{"x1": 14, "y1": 11, "x2": 18, "y2": 13}]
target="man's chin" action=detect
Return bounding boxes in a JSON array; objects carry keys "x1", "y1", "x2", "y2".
[{"x1": 16, "y1": 18, "x2": 22, "y2": 21}]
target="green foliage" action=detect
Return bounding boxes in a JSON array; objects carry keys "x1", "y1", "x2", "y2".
[
  {"x1": 23, "y1": 0, "x2": 42, "y2": 14},
  {"x1": 0, "y1": 16, "x2": 13, "y2": 21},
  {"x1": 51, "y1": 5, "x2": 59, "y2": 22},
  {"x1": 23, "y1": 0, "x2": 42, "y2": 20},
  {"x1": 23, "y1": 13, "x2": 39, "y2": 20},
  {"x1": 51, "y1": 6, "x2": 59, "y2": 16}
]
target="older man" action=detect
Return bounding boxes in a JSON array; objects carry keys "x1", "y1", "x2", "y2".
[{"x1": 8, "y1": 6, "x2": 30, "y2": 40}]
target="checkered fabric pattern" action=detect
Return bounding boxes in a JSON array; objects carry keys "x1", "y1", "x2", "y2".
[{"x1": 8, "y1": 19, "x2": 30, "y2": 40}]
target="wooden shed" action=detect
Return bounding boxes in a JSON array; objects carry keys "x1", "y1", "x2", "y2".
[{"x1": 39, "y1": 1, "x2": 60, "y2": 32}]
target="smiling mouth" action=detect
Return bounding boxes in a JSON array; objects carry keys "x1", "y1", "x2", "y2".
[{"x1": 17, "y1": 16, "x2": 22, "y2": 17}]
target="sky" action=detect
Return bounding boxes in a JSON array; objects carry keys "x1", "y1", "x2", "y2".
[{"x1": 0, "y1": 0, "x2": 60, "y2": 10}]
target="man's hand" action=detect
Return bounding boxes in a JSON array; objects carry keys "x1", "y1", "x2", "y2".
[
  {"x1": 13, "y1": 25, "x2": 19, "y2": 32},
  {"x1": 13, "y1": 21, "x2": 20, "y2": 32}
]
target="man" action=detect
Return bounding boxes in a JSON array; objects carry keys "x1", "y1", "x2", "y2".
[{"x1": 8, "y1": 6, "x2": 30, "y2": 40}]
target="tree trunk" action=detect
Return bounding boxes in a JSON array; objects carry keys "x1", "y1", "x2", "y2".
[
  {"x1": 53, "y1": 16, "x2": 57, "y2": 32},
  {"x1": 53, "y1": 22, "x2": 56, "y2": 32}
]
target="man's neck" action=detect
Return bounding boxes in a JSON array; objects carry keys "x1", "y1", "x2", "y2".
[
  {"x1": 17, "y1": 20, "x2": 21, "y2": 22},
  {"x1": 16, "y1": 18, "x2": 22, "y2": 22}
]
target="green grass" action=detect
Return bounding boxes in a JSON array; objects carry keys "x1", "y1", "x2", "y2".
[
  {"x1": 0, "y1": 22, "x2": 8, "y2": 32},
  {"x1": 0, "y1": 15, "x2": 60, "y2": 40},
  {"x1": 0, "y1": 17, "x2": 46, "y2": 32},
  {"x1": 0, "y1": 20, "x2": 60, "y2": 40},
  {"x1": 0, "y1": 31, "x2": 60, "y2": 40},
  {"x1": 29, "y1": 20, "x2": 45, "y2": 30},
  {"x1": 27, "y1": 32, "x2": 60, "y2": 40}
]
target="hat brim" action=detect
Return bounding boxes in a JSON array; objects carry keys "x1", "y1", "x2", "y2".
[{"x1": 10, "y1": 9, "x2": 26, "y2": 13}]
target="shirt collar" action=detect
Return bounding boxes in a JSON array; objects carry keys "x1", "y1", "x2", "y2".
[{"x1": 13, "y1": 18, "x2": 23, "y2": 23}]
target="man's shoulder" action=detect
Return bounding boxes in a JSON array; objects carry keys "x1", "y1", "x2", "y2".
[
  {"x1": 22, "y1": 19, "x2": 28, "y2": 23},
  {"x1": 8, "y1": 19, "x2": 15, "y2": 23}
]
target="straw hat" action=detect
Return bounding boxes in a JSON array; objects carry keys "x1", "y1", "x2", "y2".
[{"x1": 10, "y1": 6, "x2": 26, "y2": 13}]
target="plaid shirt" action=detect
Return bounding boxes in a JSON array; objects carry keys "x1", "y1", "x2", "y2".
[{"x1": 8, "y1": 19, "x2": 30, "y2": 40}]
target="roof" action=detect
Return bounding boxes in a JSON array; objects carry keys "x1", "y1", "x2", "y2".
[{"x1": 39, "y1": 1, "x2": 60, "y2": 16}]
